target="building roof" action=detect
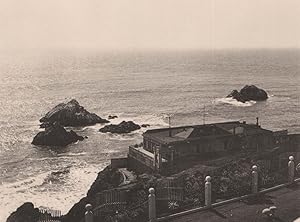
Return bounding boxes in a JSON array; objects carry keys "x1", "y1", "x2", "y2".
[{"x1": 143, "y1": 121, "x2": 273, "y2": 145}]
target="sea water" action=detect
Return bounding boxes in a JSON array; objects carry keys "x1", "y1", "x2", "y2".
[{"x1": 0, "y1": 49, "x2": 299, "y2": 221}]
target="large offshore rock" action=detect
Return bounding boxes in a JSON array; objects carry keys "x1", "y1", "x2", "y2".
[
  {"x1": 40, "y1": 99, "x2": 109, "y2": 127},
  {"x1": 227, "y1": 85, "x2": 268, "y2": 103},
  {"x1": 99, "y1": 121, "x2": 141, "y2": 134},
  {"x1": 32, "y1": 122, "x2": 84, "y2": 146},
  {"x1": 240, "y1": 85, "x2": 268, "y2": 101},
  {"x1": 6, "y1": 202, "x2": 40, "y2": 222}
]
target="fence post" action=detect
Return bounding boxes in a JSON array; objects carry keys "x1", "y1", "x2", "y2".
[
  {"x1": 149, "y1": 188, "x2": 156, "y2": 222},
  {"x1": 252, "y1": 165, "x2": 258, "y2": 194},
  {"x1": 288, "y1": 156, "x2": 295, "y2": 183},
  {"x1": 205, "y1": 176, "x2": 212, "y2": 207},
  {"x1": 85, "y1": 204, "x2": 93, "y2": 222}
]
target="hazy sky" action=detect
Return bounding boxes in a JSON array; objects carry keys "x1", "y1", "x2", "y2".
[{"x1": 0, "y1": 0, "x2": 299, "y2": 50}]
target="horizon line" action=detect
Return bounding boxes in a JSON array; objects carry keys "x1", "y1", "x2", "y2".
[{"x1": 1, "y1": 46, "x2": 299, "y2": 53}]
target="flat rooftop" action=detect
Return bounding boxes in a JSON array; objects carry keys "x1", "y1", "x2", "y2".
[
  {"x1": 130, "y1": 146, "x2": 167, "y2": 162},
  {"x1": 144, "y1": 121, "x2": 273, "y2": 145}
]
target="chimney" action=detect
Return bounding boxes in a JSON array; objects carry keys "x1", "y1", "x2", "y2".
[{"x1": 256, "y1": 117, "x2": 259, "y2": 126}]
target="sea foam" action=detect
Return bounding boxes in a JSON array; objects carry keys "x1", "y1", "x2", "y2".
[
  {"x1": 214, "y1": 97, "x2": 257, "y2": 107},
  {"x1": 0, "y1": 164, "x2": 105, "y2": 222}
]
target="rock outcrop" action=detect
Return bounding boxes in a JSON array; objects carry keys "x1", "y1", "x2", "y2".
[
  {"x1": 99, "y1": 121, "x2": 141, "y2": 134},
  {"x1": 32, "y1": 122, "x2": 84, "y2": 146},
  {"x1": 227, "y1": 90, "x2": 247, "y2": 103},
  {"x1": 40, "y1": 99, "x2": 109, "y2": 127},
  {"x1": 108, "y1": 115, "x2": 118, "y2": 120},
  {"x1": 227, "y1": 85, "x2": 268, "y2": 103},
  {"x1": 6, "y1": 202, "x2": 40, "y2": 222}
]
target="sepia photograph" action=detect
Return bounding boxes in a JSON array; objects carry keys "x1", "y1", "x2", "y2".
[{"x1": 0, "y1": 0, "x2": 299, "y2": 222}]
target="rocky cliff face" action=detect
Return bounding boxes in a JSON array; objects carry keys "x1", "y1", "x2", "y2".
[
  {"x1": 9, "y1": 151, "x2": 291, "y2": 222},
  {"x1": 6, "y1": 202, "x2": 40, "y2": 222},
  {"x1": 32, "y1": 122, "x2": 84, "y2": 146},
  {"x1": 227, "y1": 85, "x2": 268, "y2": 103},
  {"x1": 40, "y1": 99, "x2": 109, "y2": 127},
  {"x1": 60, "y1": 166, "x2": 122, "y2": 222}
]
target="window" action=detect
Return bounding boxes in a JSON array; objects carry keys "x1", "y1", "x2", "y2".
[{"x1": 196, "y1": 144, "x2": 200, "y2": 153}]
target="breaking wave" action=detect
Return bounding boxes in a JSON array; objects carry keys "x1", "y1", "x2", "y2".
[
  {"x1": 0, "y1": 164, "x2": 103, "y2": 222},
  {"x1": 214, "y1": 98, "x2": 257, "y2": 107}
]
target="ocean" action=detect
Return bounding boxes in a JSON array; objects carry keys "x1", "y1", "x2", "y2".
[{"x1": 0, "y1": 49, "x2": 299, "y2": 221}]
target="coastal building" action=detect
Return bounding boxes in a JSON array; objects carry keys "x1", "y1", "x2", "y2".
[{"x1": 127, "y1": 120, "x2": 285, "y2": 174}]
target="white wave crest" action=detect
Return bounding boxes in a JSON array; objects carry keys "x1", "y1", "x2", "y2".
[
  {"x1": 57, "y1": 152, "x2": 87, "y2": 157},
  {"x1": 0, "y1": 164, "x2": 105, "y2": 222},
  {"x1": 108, "y1": 113, "x2": 168, "y2": 128},
  {"x1": 214, "y1": 98, "x2": 257, "y2": 107}
]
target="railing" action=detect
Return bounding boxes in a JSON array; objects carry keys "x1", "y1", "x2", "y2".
[
  {"x1": 38, "y1": 208, "x2": 62, "y2": 222},
  {"x1": 83, "y1": 155, "x2": 299, "y2": 222}
]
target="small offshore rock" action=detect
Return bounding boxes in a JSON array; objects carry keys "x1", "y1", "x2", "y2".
[
  {"x1": 108, "y1": 115, "x2": 118, "y2": 119},
  {"x1": 99, "y1": 121, "x2": 141, "y2": 134},
  {"x1": 141, "y1": 124, "x2": 150, "y2": 128}
]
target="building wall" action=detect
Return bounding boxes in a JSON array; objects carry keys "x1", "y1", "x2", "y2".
[
  {"x1": 128, "y1": 156, "x2": 154, "y2": 174},
  {"x1": 166, "y1": 138, "x2": 228, "y2": 159},
  {"x1": 143, "y1": 137, "x2": 161, "y2": 153},
  {"x1": 245, "y1": 133, "x2": 274, "y2": 150},
  {"x1": 128, "y1": 147, "x2": 154, "y2": 169}
]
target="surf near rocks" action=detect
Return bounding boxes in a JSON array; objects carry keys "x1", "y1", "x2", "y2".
[{"x1": 227, "y1": 85, "x2": 268, "y2": 103}]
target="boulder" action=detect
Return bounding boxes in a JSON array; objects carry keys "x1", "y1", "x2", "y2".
[
  {"x1": 99, "y1": 121, "x2": 141, "y2": 134},
  {"x1": 108, "y1": 115, "x2": 118, "y2": 120},
  {"x1": 226, "y1": 90, "x2": 247, "y2": 103},
  {"x1": 40, "y1": 99, "x2": 109, "y2": 127},
  {"x1": 227, "y1": 85, "x2": 268, "y2": 103},
  {"x1": 240, "y1": 85, "x2": 268, "y2": 101},
  {"x1": 7, "y1": 202, "x2": 40, "y2": 222},
  {"x1": 43, "y1": 168, "x2": 70, "y2": 184},
  {"x1": 32, "y1": 122, "x2": 84, "y2": 146}
]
